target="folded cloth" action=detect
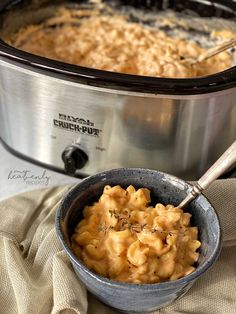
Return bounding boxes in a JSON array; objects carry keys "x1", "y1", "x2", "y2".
[{"x1": 0, "y1": 180, "x2": 236, "y2": 314}]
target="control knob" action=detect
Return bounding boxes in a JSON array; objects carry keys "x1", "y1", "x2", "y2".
[{"x1": 62, "y1": 145, "x2": 88, "y2": 176}]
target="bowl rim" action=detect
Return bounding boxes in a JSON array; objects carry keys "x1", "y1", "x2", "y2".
[{"x1": 55, "y1": 168, "x2": 222, "y2": 290}]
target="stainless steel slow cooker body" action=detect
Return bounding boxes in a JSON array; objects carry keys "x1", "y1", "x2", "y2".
[{"x1": 0, "y1": 0, "x2": 236, "y2": 180}]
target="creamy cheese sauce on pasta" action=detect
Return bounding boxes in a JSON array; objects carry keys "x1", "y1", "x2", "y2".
[
  {"x1": 9, "y1": 7, "x2": 232, "y2": 78},
  {"x1": 71, "y1": 185, "x2": 201, "y2": 284}
]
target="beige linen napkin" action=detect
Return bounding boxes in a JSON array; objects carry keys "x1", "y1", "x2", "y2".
[{"x1": 0, "y1": 180, "x2": 236, "y2": 314}]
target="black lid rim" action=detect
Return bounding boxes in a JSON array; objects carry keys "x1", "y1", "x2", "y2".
[{"x1": 1, "y1": 40, "x2": 236, "y2": 95}]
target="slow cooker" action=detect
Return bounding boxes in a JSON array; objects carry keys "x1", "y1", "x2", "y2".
[{"x1": 0, "y1": 0, "x2": 236, "y2": 180}]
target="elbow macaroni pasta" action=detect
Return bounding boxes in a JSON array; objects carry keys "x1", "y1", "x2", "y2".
[
  {"x1": 9, "y1": 7, "x2": 233, "y2": 78},
  {"x1": 71, "y1": 185, "x2": 201, "y2": 284}
]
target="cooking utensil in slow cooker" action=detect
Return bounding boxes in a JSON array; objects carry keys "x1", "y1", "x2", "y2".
[
  {"x1": 0, "y1": 0, "x2": 236, "y2": 180},
  {"x1": 185, "y1": 38, "x2": 236, "y2": 66},
  {"x1": 178, "y1": 139, "x2": 236, "y2": 208}
]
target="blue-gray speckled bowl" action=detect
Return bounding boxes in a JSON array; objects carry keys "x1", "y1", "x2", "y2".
[{"x1": 55, "y1": 168, "x2": 221, "y2": 313}]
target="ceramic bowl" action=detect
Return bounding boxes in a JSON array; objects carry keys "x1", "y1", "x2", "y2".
[{"x1": 55, "y1": 168, "x2": 221, "y2": 313}]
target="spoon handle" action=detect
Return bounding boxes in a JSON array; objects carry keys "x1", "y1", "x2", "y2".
[
  {"x1": 178, "y1": 140, "x2": 236, "y2": 208},
  {"x1": 191, "y1": 38, "x2": 236, "y2": 65}
]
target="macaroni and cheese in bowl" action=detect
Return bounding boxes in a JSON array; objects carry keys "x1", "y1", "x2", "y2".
[{"x1": 55, "y1": 168, "x2": 221, "y2": 313}]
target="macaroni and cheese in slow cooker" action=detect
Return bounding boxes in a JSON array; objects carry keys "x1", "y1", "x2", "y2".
[{"x1": 8, "y1": 5, "x2": 234, "y2": 78}]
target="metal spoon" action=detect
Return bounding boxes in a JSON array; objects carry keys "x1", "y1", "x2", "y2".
[
  {"x1": 183, "y1": 38, "x2": 236, "y2": 66},
  {"x1": 178, "y1": 140, "x2": 236, "y2": 209}
]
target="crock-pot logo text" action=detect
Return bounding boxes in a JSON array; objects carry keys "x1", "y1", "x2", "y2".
[{"x1": 53, "y1": 114, "x2": 101, "y2": 137}]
